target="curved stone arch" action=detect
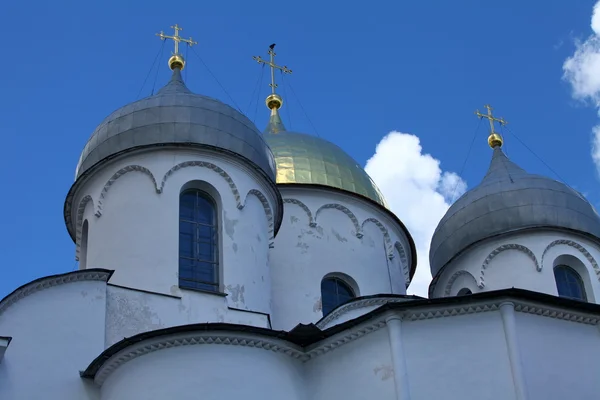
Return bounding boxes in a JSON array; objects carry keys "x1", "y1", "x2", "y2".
[
  {"x1": 361, "y1": 218, "x2": 393, "y2": 258},
  {"x1": 159, "y1": 161, "x2": 242, "y2": 208},
  {"x1": 444, "y1": 270, "x2": 478, "y2": 296},
  {"x1": 283, "y1": 198, "x2": 316, "y2": 227},
  {"x1": 95, "y1": 165, "x2": 159, "y2": 217},
  {"x1": 315, "y1": 203, "x2": 362, "y2": 238},
  {"x1": 76, "y1": 195, "x2": 94, "y2": 261},
  {"x1": 480, "y1": 244, "x2": 539, "y2": 288},
  {"x1": 394, "y1": 241, "x2": 410, "y2": 284},
  {"x1": 541, "y1": 239, "x2": 600, "y2": 281},
  {"x1": 242, "y1": 189, "x2": 274, "y2": 241}
]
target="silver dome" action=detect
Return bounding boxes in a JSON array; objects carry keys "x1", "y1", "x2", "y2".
[
  {"x1": 429, "y1": 147, "x2": 600, "y2": 277},
  {"x1": 75, "y1": 68, "x2": 276, "y2": 181}
]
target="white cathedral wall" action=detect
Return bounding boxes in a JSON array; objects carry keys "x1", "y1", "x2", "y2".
[
  {"x1": 71, "y1": 148, "x2": 278, "y2": 320},
  {"x1": 104, "y1": 285, "x2": 270, "y2": 347},
  {"x1": 431, "y1": 229, "x2": 600, "y2": 302},
  {"x1": 0, "y1": 280, "x2": 105, "y2": 400},
  {"x1": 269, "y1": 186, "x2": 412, "y2": 331},
  {"x1": 100, "y1": 342, "x2": 305, "y2": 400},
  {"x1": 516, "y1": 311, "x2": 600, "y2": 399},
  {"x1": 403, "y1": 311, "x2": 515, "y2": 399},
  {"x1": 305, "y1": 327, "x2": 396, "y2": 400}
]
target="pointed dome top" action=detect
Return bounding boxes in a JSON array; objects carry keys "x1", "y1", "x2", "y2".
[
  {"x1": 74, "y1": 68, "x2": 276, "y2": 181},
  {"x1": 429, "y1": 147, "x2": 600, "y2": 277}
]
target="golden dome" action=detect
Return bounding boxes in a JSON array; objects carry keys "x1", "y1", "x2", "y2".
[{"x1": 265, "y1": 131, "x2": 388, "y2": 207}]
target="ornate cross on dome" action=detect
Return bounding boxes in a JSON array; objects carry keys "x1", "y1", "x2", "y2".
[
  {"x1": 475, "y1": 104, "x2": 508, "y2": 148},
  {"x1": 253, "y1": 44, "x2": 292, "y2": 95},
  {"x1": 156, "y1": 24, "x2": 197, "y2": 70}
]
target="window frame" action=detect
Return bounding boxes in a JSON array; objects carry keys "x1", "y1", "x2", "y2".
[
  {"x1": 321, "y1": 276, "x2": 356, "y2": 316},
  {"x1": 178, "y1": 189, "x2": 220, "y2": 293},
  {"x1": 553, "y1": 264, "x2": 587, "y2": 302}
]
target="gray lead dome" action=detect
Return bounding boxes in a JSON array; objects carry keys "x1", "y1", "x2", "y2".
[
  {"x1": 75, "y1": 69, "x2": 276, "y2": 181},
  {"x1": 429, "y1": 147, "x2": 600, "y2": 277}
]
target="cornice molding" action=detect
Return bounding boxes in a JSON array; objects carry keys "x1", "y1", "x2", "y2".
[
  {"x1": 480, "y1": 244, "x2": 539, "y2": 288},
  {"x1": 0, "y1": 270, "x2": 112, "y2": 316},
  {"x1": 541, "y1": 239, "x2": 600, "y2": 281},
  {"x1": 94, "y1": 332, "x2": 306, "y2": 385},
  {"x1": 89, "y1": 295, "x2": 600, "y2": 386},
  {"x1": 316, "y1": 297, "x2": 408, "y2": 329}
]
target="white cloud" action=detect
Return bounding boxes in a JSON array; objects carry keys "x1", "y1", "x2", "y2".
[
  {"x1": 365, "y1": 132, "x2": 467, "y2": 298},
  {"x1": 563, "y1": 0, "x2": 600, "y2": 175}
]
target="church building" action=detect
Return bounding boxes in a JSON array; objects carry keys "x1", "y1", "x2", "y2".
[{"x1": 2, "y1": 25, "x2": 600, "y2": 400}]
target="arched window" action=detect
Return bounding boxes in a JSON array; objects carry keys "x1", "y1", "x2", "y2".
[
  {"x1": 80, "y1": 220, "x2": 89, "y2": 270},
  {"x1": 179, "y1": 190, "x2": 219, "y2": 292},
  {"x1": 457, "y1": 288, "x2": 472, "y2": 296},
  {"x1": 321, "y1": 277, "x2": 356, "y2": 316},
  {"x1": 554, "y1": 265, "x2": 586, "y2": 301}
]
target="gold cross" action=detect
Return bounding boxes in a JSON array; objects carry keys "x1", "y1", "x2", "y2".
[
  {"x1": 156, "y1": 24, "x2": 197, "y2": 56},
  {"x1": 252, "y1": 44, "x2": 292, "y2": 94},
  {"x1": 475, "y1": 104, "x2": 507, "y2": 134}
]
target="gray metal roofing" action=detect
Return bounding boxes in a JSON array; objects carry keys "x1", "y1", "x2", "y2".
[
  {"x1": 75, "y1": 68, "x2": 276, "y2": 181},
  {"x1": 429, "y1": 147, "x2": 600, "y2": 276}
]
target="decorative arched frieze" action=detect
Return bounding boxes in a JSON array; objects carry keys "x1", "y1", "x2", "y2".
[
  {"x1": 242, "y1": 189, "x2": 274, "y2": 242},
  {"x1": 283, "y1": 198, "x2": 316, "y2": 227},
  {"x1": 361, "y1": 218, "x2": 393, "y2": 258},
  {"x1": 444, "y1": 270, "x2": 478, "y2": 296},
  {"x1": 76, "y1": 195, "x2": 94, "y2": 261},
  {"x1": 394, "y1": 241, "x2": 410, "y2": 284},
  {"x1": 541, "y1": 239, "x2": 600, "y2": 281},
  {"x1": 95, "y1": 165, "x2": 159, "y2": 217},
  {"x1": 159, "y1": 161, "x2": 242, "y2": 207},
  {"x1": 479, "y1": 244, "x2": 539, "y2": 288},
  {"x1": 315, "y1": 203, "x2": 362, "y2": 238},
  {"x1": 317, "y1": 297, "x2": 408, "y2": 329}
]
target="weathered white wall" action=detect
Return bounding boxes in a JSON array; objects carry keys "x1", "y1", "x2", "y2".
[
  {"x1": 269, "y1": 186, "x2": 412, "y2": 331},
  {"x1": 305, "y1": 327, "x2": 396, "y2": 400},
  {"x1": 432, "y1": 229, "x2": 600, "y2": 302},
  {"x1": 105, "y1": 285, "x2": 270, "y2": 347},
  {"x1": 403, "y1": 311, "x2": 515, "y2": 399},
  {"x1": 100, "y1": 342, "x2": 305, "y2": 400},
  {"x1": 0, "y1": 279, "x2": 105, "y2": 400},
  {"x1": 71, "y1": 147, "x2": 279, "y2": 319},
  {"x1": 516, "y1": 312, "x2": 600, "y2": 400}
]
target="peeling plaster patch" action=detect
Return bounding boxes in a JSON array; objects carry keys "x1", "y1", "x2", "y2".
[
  {"x1": 223, "y1": 212, "x2": 238, "y2": 241},
  {"x1": 232, "y1": 243, "x2": 238, "y2": 253},
  {"x1": 374, "y1": 365, "x2": 394, "y2": 381},
  {"x1": 290, "y1": 215, "x2": 299, "y2": 224},
  {"x1": 256, "y1": 233, "x2": 262, "y2": 243},
  {"x1": 297, "y1": 242, "x2": 309, "y2": 254},
  {"x1": 81, "y1": 291, "x2": 88, "y2": 298},
  {"x1": 315, "y1": 226, "x2": 324, "y2": 235},
  {"x1": 106, "y1": 291, "x2": 164, "y2": 347},
  {"x1": 170, "y1": 285, "x2": 180, "y2": 296},
  {"x1": 313, "y1": 297, "x2": 322, "y2": 312},
  {"x1": 331, "y1": 228, "x2": 348, "y2": 243},
  {"x1": 226, "y1": 284, "x2": 246, "y2": 304}
]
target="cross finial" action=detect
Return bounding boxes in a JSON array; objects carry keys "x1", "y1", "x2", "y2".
[
  {"x1": 156, "y1": 24, "x2": 198, "y2": 70},
  {"x1": 252, "y1": 44, "x2": 292, "y2": 111},
  {"x1": 475, "y1": 104, "x2": 508, "y2": 148}
]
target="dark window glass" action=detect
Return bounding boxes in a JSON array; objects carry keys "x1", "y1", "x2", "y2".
[
  {"x1": 179, "y1": 190, "x2": 219, "y2": 292},
  {"x1": 457, "y1": 288, "x2": 472, "y2": 296},
  {"x1": 321, "y1": 277, "x2": 356, "y2": 316},
  {"x1": 554, "y1": 265, "x2": 586, "y2": 301}
]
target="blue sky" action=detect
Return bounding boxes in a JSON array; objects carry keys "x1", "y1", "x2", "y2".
[{"x1": 1, "y1": 0, "x2": 598, "y2": 297}]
